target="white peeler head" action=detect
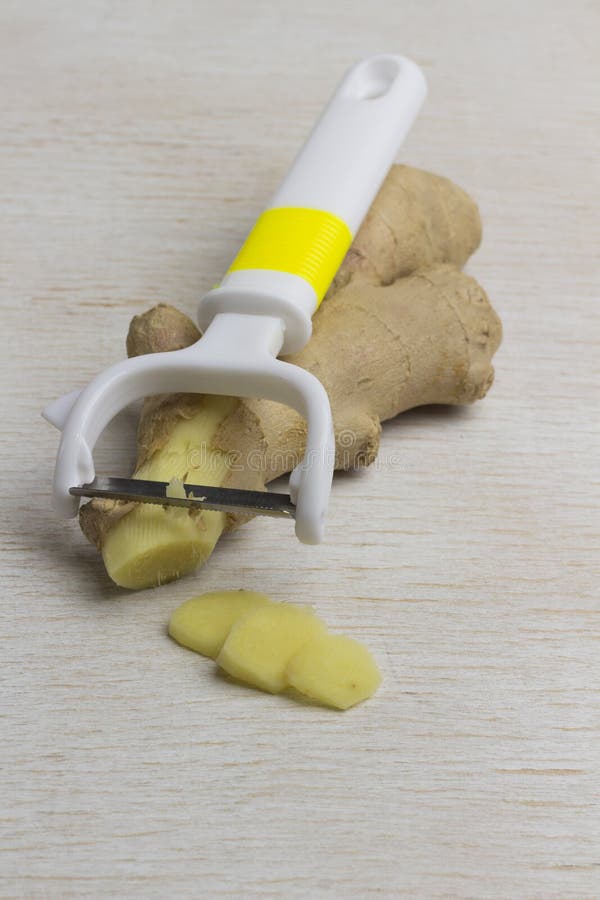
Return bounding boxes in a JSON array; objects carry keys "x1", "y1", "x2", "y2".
[{"x1": 45, "y1": 313, "x2": 335, "y2": 545}]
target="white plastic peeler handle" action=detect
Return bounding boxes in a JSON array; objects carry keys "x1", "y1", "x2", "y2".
[
  {"x1": 270, "y1": 54, "x2": 427, "y2": 232},
  {"x1": 198, "y1": 54, "x2": 427, "y2": 353}
]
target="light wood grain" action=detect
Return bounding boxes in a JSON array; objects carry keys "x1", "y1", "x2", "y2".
[{"x1": 2, "y1": 1, "x2": 599, "y2": 898}]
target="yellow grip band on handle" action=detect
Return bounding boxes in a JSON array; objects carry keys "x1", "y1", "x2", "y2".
[{"x1": 227, "y1": 207, "x2": 352, "y2": 305}]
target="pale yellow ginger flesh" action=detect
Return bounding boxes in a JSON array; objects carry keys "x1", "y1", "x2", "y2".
[
  {"x1": 101, "y1": 397, "x2": 236, "y2": 589},
  {"x1": 168, "y1": 589, "x2": 273, "y2": 659},
  {"x1": 168, "y1": 590, "x2": 381, "y2": 709},
  {"x1": 165, "y1": 478, "x2": 188, "y2": 500},
  {"x1": 217, "y1": 603, "x2": 326, "y2": 694},
  {"x1": 80, "y1": 165, "x2": 502, "y2": 589},
  {"x1": 286, "y1": 634, "x2": 381, "y2": 710}
]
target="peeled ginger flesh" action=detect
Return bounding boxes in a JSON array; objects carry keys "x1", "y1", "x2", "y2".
[
  {"x1": 168, "y1": 589, "x2": 273, "y2": 659},
  {"x1": 217, "y1": 603, "x2": 326, "y2": 694},
  {"x1": 168, "y1": 589, "x2": 381, "y2": 709},
  {"x1": 286, "y1": 633, "x2": 381, "y2": 710}
]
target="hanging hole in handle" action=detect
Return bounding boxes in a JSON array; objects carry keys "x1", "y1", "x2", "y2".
[{"x1": 346, "y1": 56, "x2": 402, "y2": 101}]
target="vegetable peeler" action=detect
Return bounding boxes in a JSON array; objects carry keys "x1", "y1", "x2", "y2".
[{"x1": 43, "y1": 54, "x2": 426, "y2": 544}]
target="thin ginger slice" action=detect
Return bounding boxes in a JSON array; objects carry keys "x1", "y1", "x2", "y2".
[
  {"x1": 217, "y1": 603, "x2": 326, "y2": 694},
  {"x1": 286, "y1": 634, "x2": 381, "y2": 710},
  {"x1": 168, "y1": 589, "x2": 273, "y2": 659},
  {"x1": 168, "y1": 592, "x2": 381, "y2": 708}
]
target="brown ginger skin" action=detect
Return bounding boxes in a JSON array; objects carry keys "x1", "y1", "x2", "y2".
[
  {"x1": 127, "y1": 304, "x2": 201, "y2": 357},
  {"x1": 80, "y1": 164, "x2": 501, "y2": 554},
  {"x1": 331, "y1": 165, "x2": 482, "y2": 290}
]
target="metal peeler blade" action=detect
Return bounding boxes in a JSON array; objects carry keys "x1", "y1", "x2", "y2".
[{"x1": 70, "y1": 477, "x2": 296, "y2": 519}]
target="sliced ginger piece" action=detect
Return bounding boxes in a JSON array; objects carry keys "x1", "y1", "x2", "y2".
[
  {"x1": 168, "y1": 589, "x2": 273, "y2": 659},
  {"x1": 169, "y1": 592, "x2": 381, "y2": 709},
  {"x1": 286, "y1": 634, "x2": 381, "y2": 710},
  {"x1": 217, "y1": 603, "x2": 326, "y2": 694}
]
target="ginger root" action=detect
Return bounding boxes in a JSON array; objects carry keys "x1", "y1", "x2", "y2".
[{"x1": 80, "y1": 165, "x2": 502, "y2": 589}]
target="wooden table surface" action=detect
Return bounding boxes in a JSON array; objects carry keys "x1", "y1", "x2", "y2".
[{"x1": 2, "y1": 2, "x2": 599, "y2": 897}]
